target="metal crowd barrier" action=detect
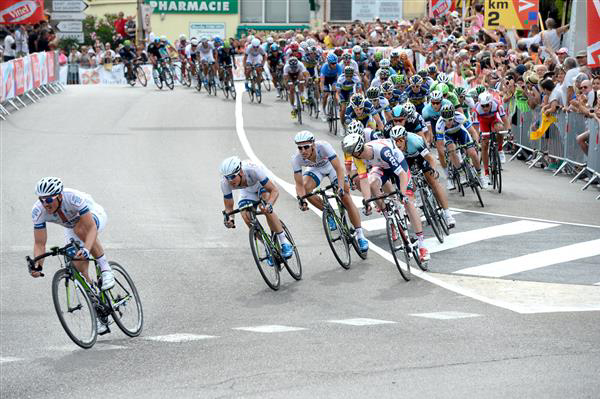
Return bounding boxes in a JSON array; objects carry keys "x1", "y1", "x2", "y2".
[{"x1": 508, "y1": 107, "x2": 600, "y2": 199}]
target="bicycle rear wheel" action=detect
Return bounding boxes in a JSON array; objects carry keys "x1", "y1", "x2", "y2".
[
  {"x1": 333, "y1": 100, "x2": 338, "y2": 135},
  {"x1": 164, "y1": 68, "x2": 174, "y2": 90},
  {"x1": 410, "y1": 237, "x2": 427, "y2": 271},
  {"x1": 262, "y1": 72, "x2": 271, "y2": 91},
  {"x1": 135, "y1": 66, "x2": 147, "y2": 87},
  {"x1": 431, "y1": 193, "x2": 450, "y2": 235},
  {"x1": 281, "y1": 221, "x2": 302, "y2": 281},
  {"x1": 256, "y1": 79, "x2": 262, "y2": 103},
  {"x1": 108, "y1": 262, "x2": 143, "y2": 337},
  {"x1": 249, "y1": 225, "x2": 280, "y2": 290},
  {"x1": 465, "y1": 164, "x2": 484, "y2": 207},
  {"x1": 153, "y1": 69, "x2": 163, "y2": 90},
  {"x1": 490, "y1": 143, "x2": 502, "y2": 193},
  {"x1": 385, "y1": 217, "x2": 411, "y2": 281},
  {"x1": 52, "y1": 269, "x2": 97, "y2": 349},
  {"x1": 327, "y1": 98, "x2": 334, "y2": 133},
  {"x1": 296, "y1": 91, "x2": 302, "y2": 124},
  {"x1": 322, "y1": 207, "x2": 351, "y2": 269}
]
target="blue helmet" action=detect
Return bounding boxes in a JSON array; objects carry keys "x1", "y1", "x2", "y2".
[
  {"x1": 392, "y1": 104, "x2": 403, "y2": 118},
  {"x1": 327, "y1": 53, "x2": 338, "y2": 64},
  {"x1": 270, "y1": 43, "x2": 279, "y2": 52}
]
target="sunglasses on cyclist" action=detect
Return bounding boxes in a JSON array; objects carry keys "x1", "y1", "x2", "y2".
[
  {"x1": 393, "y1": 118, "x2": 406, "y2": 123},
  {"x1": 482, "y1": 103, "x2": 491, "y2": 108},
  {"x1": 39, "y1": 195, "x2": 58, "y2": 204},
  {"x1": 431, "y1": 101, "x2": 441, "y2": 105},
  {"x1": 297, "y1": 144, "x2": 311, "y2": 150},
  {"x1": 225, "y1": 173, "x2": 239, "y2": 181}
]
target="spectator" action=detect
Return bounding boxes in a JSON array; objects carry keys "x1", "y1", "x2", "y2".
[
  {"x1": 100, "y1": 42, "x2": 115, "y2": 64},
  {"x1": 15, "y1": 25, "x2": 29, "y2": 57},
  {"x1": 28, "y1": 24, "x2": 39, "y2": 54},
  {"x1": 562, "y1": 57, "x2": 580, "y2": 105},
  {"x1": 114, "y1": 12, "x2": 127, "y2": 38},
  {"x1": 3, "y1": 28, "x2": 16, "y2": 62},
  {"x1": 37, "y1": 30, "x2": 50, "y2": 52},
  {"x1": 540, "y1": 18, "x2": 569, "y2": 52},
  {"x1": 125, "y1": 16, "x2": 136, "y2": 40}
]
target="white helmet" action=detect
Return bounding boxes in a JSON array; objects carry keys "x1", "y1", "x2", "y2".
[
  {"x1": 430, "y1": 90, "x2": 443, "y2": 102},
  {"x1": 247, "y1": 34, "x2": 255, "y2": 43},
  {"x1": 220, "y1": 156, "x2": 242, "y2": 177},
  {"x1": 307, "y1": 38, "x2": 316, "y2": 47},
  {"x1": 190, "y1": 39, "x2": 198, "y2": 46},
  {"x1": 346, "y1": 120, "x2": 364, "y2": 136},
  {"x1": 35, "y1": 177, "x2": 63, "y2": 197},
  {"x1": 251, "y1": 38, "x2": 260, "y2": 47},
  {"x1": 379, "y1": 58, "x2": 391, "y2": 68},
  {"x1": 179, "y1": 34, "x2": 187, "y2": 41},
  {"x1": 478, "y1": 92, "x2": 493, "y2": 105},
  {"x1": 352, "y1": 45, "x2": 361, "y2": 54},
  {"x1": 201, "y1": 36, "x2": 208, "y2": 43},
  {"x1": 341, "y1": 133, "x2": 365, "y2": 155},
  {"x1": 267, "y1": 36, "x2": 274, "y2": 44},
  {"x1": 390, "y1": 125, "x2": 407, "y2": 140},
  {"x1": 294, "y1": 130, "x2": 315, "y2": 144},
  {"x1": 300, "y1": 41, "x2": 308, "y2": 50}
]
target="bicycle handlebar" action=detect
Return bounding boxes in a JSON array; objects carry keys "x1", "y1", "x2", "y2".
[
  {"x1": 297, "y1": 183, "x2": 339, "y2": 202},
  {"x1": 25, "y1": 239, "x2": 81, "y2": 277},
  {"x1": 363, "y1": 190, "x2": 404, "y2": 206}
]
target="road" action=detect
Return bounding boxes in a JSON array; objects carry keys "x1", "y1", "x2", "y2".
[{"x1": 1, "y1": 83, "x2": 599, "y2": 398}]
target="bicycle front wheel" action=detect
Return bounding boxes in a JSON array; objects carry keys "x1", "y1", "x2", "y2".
[
  {"x1": 164, "y1": 68, "x2": 174, "y2": 90},
  {"x1": 421, "y1": 188, "x2": 444, "y2": 243},
  {"x1": 108, "y1": 262, "x2": 143, "y2": 337},
  {"x1": 52, "y1": 269, "x2": 97, "y2": 349},
  {"x1": 465, "y1": 164, "x2": 484, "y2": 207},
  {"x1": 249, "y1": 225, "x2": 280, "y2": 290},
  {"x1": 296, "y1": 91, "x2": 303, "y2": 125},
  {"x1": 322, "y1": 208, "x2": 351, "y2": 269},
  {"x1": 386, "y1": 217, "x2": 411, "y2": 281},
  {"x1": 281, "y1": 221, "x2": 302, "y2": 281},
  {"x1": 135, "y1": 66, "x2": 147, "y2": 87},
  {"x1": 262, "y1": 73, "x2": 271, "y2": 91},
  {"x1": 153, "y1": 70, "x2": 163, "y2": 90}
]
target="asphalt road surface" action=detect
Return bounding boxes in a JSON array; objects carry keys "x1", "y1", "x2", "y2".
[{"x1": 1, "y1": 83, "x2": 599, "y2": 398}]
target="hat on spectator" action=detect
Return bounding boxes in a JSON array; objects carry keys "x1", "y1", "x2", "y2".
[
  {"x1": 556, "y1": 47, "x2": 568, "y2": 55},
  {"x1": 450, "y1": 11, "x2": 459, "y2": 18},
  {"x1": 87, "y1": 48, "x2": 95, "y2": 54},
  {"x1": 525, "y1": 72, "x2": 539, "y2": 84},
  {"x1": 515, "y1": 64, "x2": 527, "y2": 75},
  {"x1": 576, "y1": 50, "x2": 587, "y2": 58}
]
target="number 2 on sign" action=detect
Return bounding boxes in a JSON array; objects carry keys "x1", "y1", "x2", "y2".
[{"x1": 488, "y1": 11, "x2": 500, "y2": 26}]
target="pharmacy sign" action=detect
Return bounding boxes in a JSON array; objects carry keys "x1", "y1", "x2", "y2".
[{"x1": 145, "y1": 0, "x2": 238, "y2": 14}]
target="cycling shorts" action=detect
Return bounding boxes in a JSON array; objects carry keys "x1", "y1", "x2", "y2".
[
  {"x1": 64, "y1": 205, "x2": 107, "y2": 246},
  {"x1": 303, "y1": 162, "x2": 338, "y2": 187},
  {"x1": 478, "y1": 114, "x2": 503, "y2": 134},
  {"x1": 441, "y1": 127, "x2": 475, "y2": 148},
  {"x1": 200, "y1": 52, "x2": 215, "y2": 63},
  {"x1": 406, "y1": 155, "x2": 433, "y2": 174},
  {"x1": 238, "y1": 186, "x2": 268, "y2": 209},
  {"x1": 246, "y1": 54, "x2": 263, "y2": 66}
]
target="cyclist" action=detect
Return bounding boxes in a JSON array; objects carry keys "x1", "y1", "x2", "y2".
[
  {"x1": 302, "y1": 46, "x2": 321, "y2": 105},
  {"x1": 406, "y1": 75, "x2": 430, "y2": 114},
  {"x1": 390, "y1": 126, "x2": 456, "y2": 228},
  {"x1": 422, "y1": 90, "x2": 453, "y2": 145},
  {"x1": 345, "y1": 93, "x2": 384, "y2": 131},
  {"x1": 366, "y1": 86, "x2": 392, "y2": 124},
  {"x1": 391, "y1": 74, "x2": 408, "y2": 102},
  {"x1": 395, "y1": 103, "x2": 430, "y2": 143},
  {"x1": 243, "y1": 38, "x2": 266, "y2": 92},
  {"x1": 339, "y1": 52, "x2": 359, "y2": 76},
  {"x1": 217, "y1": 39, "x2": 236, "y2": 89},
  {"x1": 337, "y1": 66, "x2": 363, "y2": 127},
  {"x1": 220, "y1": 156, "x2": 294, "y2": 262},
  {"x1": 381, "y1": 81, "x2": 401, "y2": 109},
  {"x1": 185, "y1": 38, "x2": 199, "y2": 76},
  {"x1": 351, "y1": 45, "x2": 369, "y2": 88},
  {"x1": 285, "y1": 41, "x2": 304, "y2": 61},
  {"x1": 370, "y1": 67, "x2": 391, "y2": 88},
  {"x1": 119, "y1": 40, "x2": 137, "y2": 81},
  {"x1": 320, "y1": 53, "x2": 343, "y2": 123},
  {"x1": 436, "y1": 104, "x2": 486, "y2": 189},
  {"x1": 342, "y1": 134, "x2": 430, "y2": 262},
  {"x1": 31, "y1": 177, "x2": 115, "y2": 333},
  {"x1": 476, "y1": 91, "x2": 510, "y2": 174},
  {"x1": 198, "y1": 36, "x2": 219, "y2": 86},
  {"x1": 283, "y1": 56, "x2": 309, "y2": 119},
  {"x1": 267, "y1": 44, "x2": 285, "y2": 95},
  {"x1": 292, "y1": 131, "x2": 369, "y2": 253},
  {"x1": 367, "y1": 51, "x2": 383, "y2": 83},
  {"x1": 147, "y1": 37, "x2": 169, "y2": 75}
]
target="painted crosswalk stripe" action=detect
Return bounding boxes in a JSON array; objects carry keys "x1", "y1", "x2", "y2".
[
  {"x1": 594, "y1": 282, "x2": 600, "y2": 286},
  {"x1": 49, "y1": 344, "x2": 128, "y2": 351},
  {"x1": 0, "y1": 356, "x2": 24, "y2": 364},
  {"x1": 327, "y1": 318, "x2": 396, "y2": 326},
  {"x1": 425, "y1": 220, "x2": 558, "y2": 254},
  {"x1": 410, "y1": 311, "x2": 481, "y2": 320},
  {"x1": 362, "y1": 211, "x2": 461, "y2": 232},
  {"x1": 455, "y1": 239, "x2": 600, "y2": 278},
  {"x1": 143, "y1": 334, "x2": 218, "y2": 343},
  {"x1": 233, "y1": 325, "x2": 306, "y2": 333}
]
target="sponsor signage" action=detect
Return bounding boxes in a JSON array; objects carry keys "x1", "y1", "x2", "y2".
[
  {"x1": 51, "y1": 12, "x2": 86, "y2": 20},
  {"x1": 145, "y1": 0, "x2": 238, "y2": 14},
  {"x1": 0, "y1": 0, "x2": 45, "y2": 24},
  {"x1": 484, "y1": 0, "x2": 539, "y2": 30},
  {"x1": 57, "y1": 32, "x2": 84, "y2": 43},
  {"x1": 429, "y1": 0, "x2": 455, "y2": 17},
  {"x1": 588, "y1": 0, "x2": 600, "y2": 68},
  {"x1": 57, "y1": 20, "x2": 83, "y2": 32},
  {"x1": 52, "y1": 1, "x2": 88, "y2": 12},
  {"x1": 189, "y1": 23, "x2": 225, "y2": 39},
  {"x1": 352, "y1": 0, "x2": 402, "y2": 21}
]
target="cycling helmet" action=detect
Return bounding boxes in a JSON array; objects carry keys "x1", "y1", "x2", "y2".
[
  {"x1": 327, "y1": 53, "x2": 338, "y2": 64},
  {"x1": 36, "y1": 177, "x2": 63, "y2": 197},
  {"x1": 391, "y1": 74, "x2": 405, "y2": 84},
  {"x1": 430, "y1": 90, "x2": 443, "y2": 102},
  {"x1": 403, "y1": 102, "x2": 416, "y2": 116},
  {"x1": 251, "y1": 38, "x2": 260, "y2": 47},
  {"x1": 475, "y1": 84, "x2": 486, "y2": 95},
  {"x1": 390, "y1": 49, "x2": 400, "y2": 58},
  {"x1": 290, "y1": 41, "x2": 299, "y2": 51},
  {"x1": 201, "y1": 36, "x2": 208, "y2": 43},
  {"x1": 123, "y1": 40, "x2": 131, "y2": 47},
  {"x1": 289, "y1": 57, "x2": 298, "y2": 66},
  {"x1": 366, "y1": 86, "x2": 380, "y2": 100},
  {"x1": 437, "y1": 72, "x2": 449, "y2": 84},
  {"x1": 410, "y1": 75, "x2": 423, "y2": 86},
  {"x1": 190, "y1": 39, "x2": 198, "y2": 46},
  {"x1": 390, "y1": 125, "x2": 407, "y2": 140},
  {"x1": 398, "y1": 105, "x2": 412, "y2": 119},
  {"x1": 428, "y1": 64, "x2": 437, "y2": 74},
  {"x1": 223, "y1": 40, "x2": 231, "y2": 49},
  {"x1": 361, "y1": 42, "x2": 369, "y2": 50},
  {"x1": 440, "y1": 103, "x2": 455, "y2": 119},
  {"x1": 346, "y1": 120, "x2": 364, "y2": 136},
  {"x1": 381, "y1": 81, "x2": 394, "y2": 94},
  {"x1": 300, "y1": 41, "x2": 309, "y2": 50},
  {"x1": 153, "y1": 37, "x2": 160, "y2": 43},
  {"x1": 342, "y1": 53, "x2": 352, "y2": 61},
  {"x1": 294, "y1": 130, "x2": 315, "y2": 144},
  {"x1": 334, "y1": 47, "x2": 343, "y2": 56},
  {"x1": 391, "y1": 104, "x2": 403, "y2": 119},
  {"x1": 160, "y1": 35, "x2": 167, "y2": 42},
  {"x1": 179, "y1": 34, "x2": 186, "y2": 41},
  {"x1": 307, "y1": 38, "x2": 316, "y2": 47},
  {"x1": 214, "y1": 37, "x2": 223, "y2": 46},
  {"x1": 350, "y1": 93, "x2": 366, "y2": 109},
  {"x1": 341, "y1": 133, "x2": 365, "y2": 155},
  {"x1": 270, "y1": 43, "x2": 279, "y2": 52},
  {"x1": 344, "y1": 66, "x2": 354, "y2": 76},
  {"x1": 455, "y1": 86, "x2": 467, "y2": 97},
  {"x1": 352, "y1": 45, "x2": 362, "y2": 54},
  {"x1": 267, "y1": 36, "x2": 274, "y2": 44},
  {"x1": 438, "y1": 83, "x2": 449, "y2": 95},
  {"x1": 478, "y1": 91, "x2": 493, "y2": 105},
  {"x1": 379, "y1": 69, "x2": 390, "y2": 79},
  {"x1": 219, "y1": 156, "x2": 242, "y2": 177},
  {"x1": 379, "y1": 58, "x2": 391, "y2": 68},
  {"x1": 417, "y1": 68, "x2": 428, "y2": 77},
  {"x1": 309, "y1": 46, "x2": 317, "y2": 54},
  {"x1": 374, "y1": 51, "x2": 383, "y2": 62}
]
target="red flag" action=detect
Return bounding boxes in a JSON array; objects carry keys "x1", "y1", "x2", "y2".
[
  {"x1": 588, "y1": 0, "x2": 600, "y2": 68},
  {"x1": 0, "y1": 0, "x2": 45, "y2": 25}
]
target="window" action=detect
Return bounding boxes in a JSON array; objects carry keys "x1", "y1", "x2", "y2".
[
  {"x1": 329, "y1": 0, "x2": 351, "y2": 21},
  {"x1": 240, "y1": 0, "x2": 309, "y2": 23}
]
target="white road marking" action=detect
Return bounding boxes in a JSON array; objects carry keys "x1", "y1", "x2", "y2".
[
  {"x1": 48, "y1": 344, "x2": 127, "y2": 351},
  {"x1": 456, "y1": 239, "x2": 600, "y2": 278},
  {"x1": 410, "y1": 311, "x2": 481, "y2": 320},
  {"x1": 233, "y1": 325, "x2": 306, "y2": 333},
  {"x1": 594, "y1": 282, "x2": 600, "y2": 286},
  {"x1": 327, "y1": 318, "x2": 396, "y2": 326},
  {"x1": 233, "y1": 82, "x2": 600, "y2": 314},
  {"x1": 143, "y1": 334, "x2": 218, "y2": 343},
  {"x1": 425, "y1": 220, "x2": 558, "y2": 254},
  {"x1": 361, "y1": 211, "x2": 461, "y2": 232},
  {"x1": 0, "y1": 356, "x2": 24, "y2": 364}
]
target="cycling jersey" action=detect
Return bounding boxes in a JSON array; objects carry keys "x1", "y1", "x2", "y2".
[
  {"x1": 435, "y1": 112, "x2": 474, "y2": 146},
  {"x1": 365, "y1": 139, "x2": 409, "y2": 173},
  {"x1": 402, "y1": 132, "x2": 429, "y2": 159},
  {"x1": 475, "y1": 100, "x2": 505, "y2": 132},
  {"x1": 221, "y1": 161, "x2": 271, "y2": 207},
  {"x1": 339, "y1": 60, "x2": 359, "y2": 76},
  {"x1": 344, "y1": 100, "x2": 377, "y2": 127},
  {"x1": 371, "y1": 97, "x2": 391, "y2": 121},
  {"x1": 217, "y1": 47, "x2": 235, "y2": 66},
  {"x1": 177, "y1": 42, "x2": 187, "y2": 58},
  {"x1": 302, "y1": 54, "x2": 319, "y2": 70},
  {"x1": 320, "y1": 63, "x2": 342, "y2": 82},
  {"x1": 267, "y1": 52, "x2": 284, "y2": 67},
  {"x1": 336, "y1": 75, "x2": 361, "y2": 92},
  {"x1": 184, "y1": 44, "x2": 198, "y2": 60},
  {"x1": 422, "y1": 99, "x2": 453, "y2": 126},
  {"x1": 283, "y1": 61, "x2": 307, "y2": 78},
  {"x1": 292, "y1": 141, "x2": 340, "y2": 186},
  {"x1": 119, "y1": 47, "x2": 136, "y2": 62},
  {"x1": 32, "y1": 189, "x2": 103, "y2": 230},
  {"x1": 147, "y1": 43, "x2": 166, "y2": 59},
  {"x1": 405, "y1": 85, "x2": 430, "y2": 111},
  {"x1": 405, "y1": 113, "x2": 428, "y2": 135}
]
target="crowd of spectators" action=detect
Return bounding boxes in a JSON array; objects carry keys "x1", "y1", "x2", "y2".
[{"x1": 1, "y1": 22, "x2": 57, "y2": 62}]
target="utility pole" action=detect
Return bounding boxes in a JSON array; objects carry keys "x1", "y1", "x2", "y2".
[{"x1": 136, "y1": 0, "x2": 144, "y2": 48}]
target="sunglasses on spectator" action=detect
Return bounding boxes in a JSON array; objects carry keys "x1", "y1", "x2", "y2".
[
  {"x1": 39, "y1": 195, "x2": 58, "y2": 204},
  {"x1": 297, "y1": 144, "x2": 311, "y2": 150}
]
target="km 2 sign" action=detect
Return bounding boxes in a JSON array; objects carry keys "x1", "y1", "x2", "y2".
[{"x1": 484, "y1": 0, "x2": 539, "y2": 30}]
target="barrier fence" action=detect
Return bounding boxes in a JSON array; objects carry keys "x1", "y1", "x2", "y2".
[{"x1": 509, "y1": 106, "x2": 600, "y2": 200}]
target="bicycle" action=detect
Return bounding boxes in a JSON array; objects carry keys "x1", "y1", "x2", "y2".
[
  {"x1": 298, "y1": 183, "x2": 367, "y2": 270},
  {"x1": 26, "y1": 239, "x2": 143, "y2": 349},
  {"x1": 411, "y1": 167, "x2": 445, "y2": 243},
  {"x1": 195, "y1": 59, "x2": 205, "y2": 92},
  {"x1": 205, "y1": 62, "x2": 217, "y2": 96},
  {"x1": 174, "y1": 58, "x2": 192, "y2": 87},
  {"x1": 220, "y1": 65, "x2": 236, "y2": 100},
  {"x1": 289, "y1": 79, "x2": 304, "y2": 125},
  {"x1": 262, "y1": 70, "x2": 271, "y2": 91},
  {"x1": 482, "y1": 130, "x2": 508, "y2": 193},
  {"x1": 125, "y1": 59, "x2": 147, "y2": 87},
  {"x1": 446, "y1": 142, "x2": 485, "y2": 207},
  {"x1": 223, "y1": 202, "x2": 301, "y2": 291},
  {"x1": 324, "y1": 85, "x2": 338, "y2": 136},
  {"x1": 364, "y1": 190, "x2": 426, "y2": 281},
  {"x1": 247, "y1": 65, "x2": 262, "y2": 104},
  {"x1": 274, "y1": 65, "x2": 288, "y2": 101},
  {"x1": 153, "y1": 58, "x2": 174, "y2": 90},
  {"x1": 306, "y1": 76, "x2": 320, "y2": 119}
]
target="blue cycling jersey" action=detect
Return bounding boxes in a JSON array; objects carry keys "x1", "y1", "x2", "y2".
[
  {"x1": 405, "y1": 113, "x2": 427, "y2": 134},
  {"x1": 404, "y1": 133, "x2": 428, "y2": 158},
  {"x1": 422, "y1": 99, "x2": 453, "y2": 125},
  {"x1": 320, "y1": 63, "x2": 343, "y2": 78}
]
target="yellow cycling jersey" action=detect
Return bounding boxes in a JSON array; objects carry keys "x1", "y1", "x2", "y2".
[{"x1": 344, "y1": 152, "x2": 368, "y2": 179}]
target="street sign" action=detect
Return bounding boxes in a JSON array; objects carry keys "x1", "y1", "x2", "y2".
[
  {"x1": 57, "y1": 20, "x2": 83, "y2": 32},
  {"x1": 51, "y1": 12, "x2": 86, "y2": 20},
  {"x1": 484, "y1": 0, "x2": 539, "y2": 30},
  {"x1": 56, "y1": 31, "x2": 84, "y2": 43},
  {"x1": 52, "y1": 1, "x2": 88, "y2": 12}
]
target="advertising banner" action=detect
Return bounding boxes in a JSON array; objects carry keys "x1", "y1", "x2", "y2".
[
  {"x1": 0, "y1": 0, "x2": 45, "y2": 24},
  {"x1": 23, "y1": 55, "x2": 33, "y2": 92},
  {"x1": 190, "y1": 22, "x2": 225, "y2": 39},
  {"x1": 47, "y1": 51, "x2": 56, "y2": 82},
  {"x1": 484, "y1": 0, "x2": 539, "y2": 30},
  {"x1": 430, "y1": 0, "x2": 454, "y2": 18},
  {"x1": 39, "y1": 52, "x2": 48, "y2": 85},
  {"x1": 0, "y1": 60, "x2": 3, "y2": 102},
  {"x1": 30, "y1": 53, "x2": 41, "y2": 88},
  {"x1": 14, "y1": 58, "x2": 25, "y2": 96},
  {"x1": 352, "y1": 0, "x2": 402, "y2": 21},
  {"x1": 587, "y1": 0, "x2": 600, "y2": 68},
  {"x1": 145, "y1": 0, "x2": 238, "y2": 14},
  {"x1": 2, "y1": 61, "x2": 15, "y2": 101}
]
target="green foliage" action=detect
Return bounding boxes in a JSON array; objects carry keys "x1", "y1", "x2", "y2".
[
  {"x1": 57, "y1": 37, "x2": 79, "y2": 51},
  {"x1": 81, "y1": 13, "x2": 119, "y2": 47}
]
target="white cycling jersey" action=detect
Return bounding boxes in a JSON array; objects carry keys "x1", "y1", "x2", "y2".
[
  {"x1": 283, "y1": 61, "x2": 307, "y2": 77},
  {"x1": 365, "y1": 139, "x2": 408, "y2": 174},
  {"x1": 291, "y1": 141, "x2": 338, "y2": 172},
  {"x1": 197, "y1": 42, "x2": 215, "y2": 55},
  {"x1": 435, "y1": 112, "x2": 472, "y2": 135},
  {"x1": 32, "y1": 188, "x2": 106, "y2": 230},
  {"x1": 220, "y1": 161, "x2": 271, "y2": 199}
]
